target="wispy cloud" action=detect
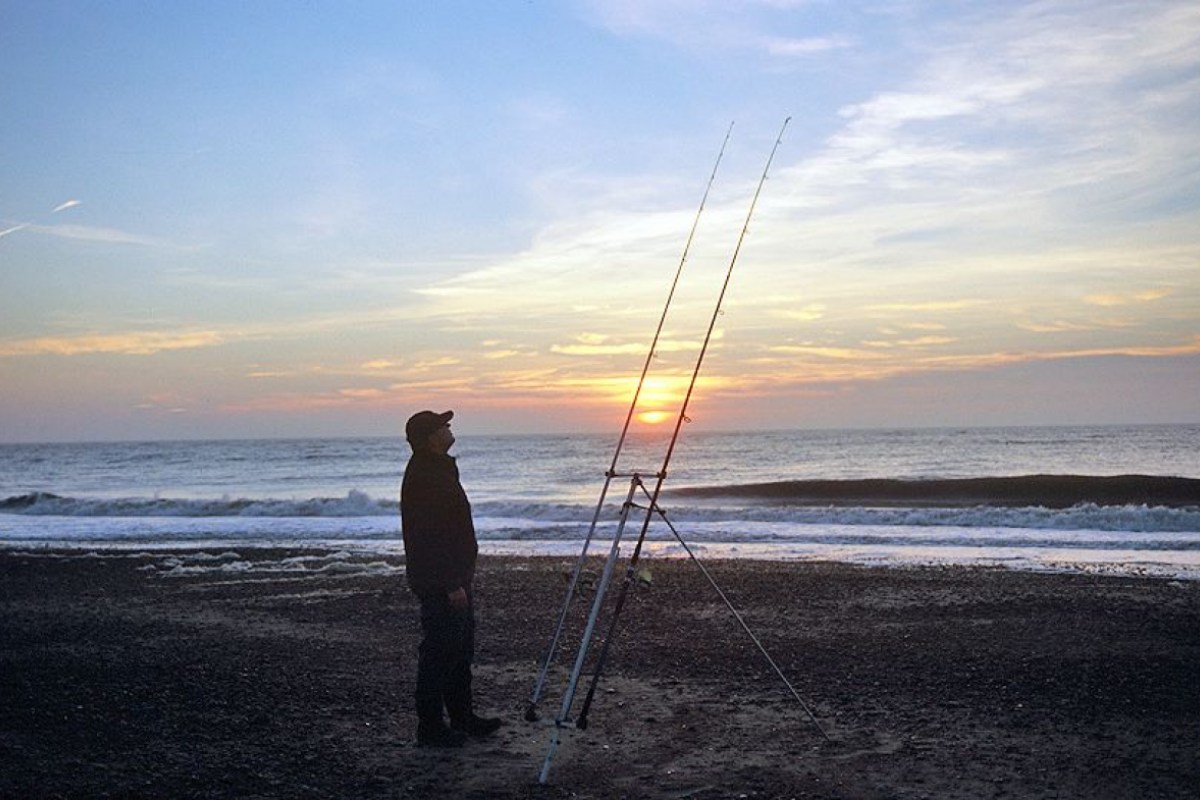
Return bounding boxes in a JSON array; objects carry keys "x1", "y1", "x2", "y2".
[
  {"x1": 733, "y1": 335, "x2": 1200, "y2": 393},
  {"x1": 0, "y1": 306, "x2": 421, "y2": 359},
  {"x1": 37, "y1": 224, "x2": 178, "y2": 248},
  {"x1": 1016, "y1": 320, "x2": 1107, "y2": 334},
  {"x1": 1084, "y1": 289, "x2": 1173, "y2": 307},
  {"x1": 865, "y1": 300, "x2": 985, "y2": 313},
  {"x1": 584, "y1": 0, "x2": 852, "y2": 60},
  {"x1": 861, "y1": 336, "x2": 958, "y2": 349},
  {"x1": 549, "y1": 332, "x2": 702, "y2": 357},
  {"x1": 0, "y1": 222, "x2": 178, "y2": 248},
  {"x1": 135, "y1": 392, "x2": 190, "y2": 415},
  {"x1": 764, "y1": 35, "x2": 851, "y2": 58},
  {"x1": 0, "y1": 330, "x2": 224, "y2": 357}
]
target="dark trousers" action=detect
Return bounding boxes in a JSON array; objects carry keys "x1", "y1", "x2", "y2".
[{"x1": 415, "y1": 592, "x2": 475, "y2": 727}]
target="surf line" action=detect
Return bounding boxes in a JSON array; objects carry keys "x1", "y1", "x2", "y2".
[{"x1": 530, "y1": 118, "x2": 827, "y2": 786}]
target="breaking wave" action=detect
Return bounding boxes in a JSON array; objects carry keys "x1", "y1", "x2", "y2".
[
  {"x1": 0, "y1": 489, "x2": 392, "y2": 518},
  {"x1": 2, "y1": 480, "x2": 1198, "y2": 535},
  {"x1": 669, "y1": 474, "x2": 1200, "y2": 509}
]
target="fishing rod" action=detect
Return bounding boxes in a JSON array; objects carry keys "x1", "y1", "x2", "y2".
[
  {"x1": 525, "y1": 122, "x2": 734, "y2": 722},
  {"x1": 572, "y1": 116, "x2": 792, "y2": 732},
  {"x1": 537, "y1": 118, "x2": 807, "y2": 786}
]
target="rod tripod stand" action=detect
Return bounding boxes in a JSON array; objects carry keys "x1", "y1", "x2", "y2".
[
  {"x1": 524, "y1": 118, "x2": 827, "y2": 785},
  {"x1": 527, "y1": 468, "x2": 829, "y2": 784}
]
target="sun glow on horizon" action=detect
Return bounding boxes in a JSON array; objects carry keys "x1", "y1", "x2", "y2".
[{"x1": 637, "y1": 410, "x2": 673, "y2": 425}]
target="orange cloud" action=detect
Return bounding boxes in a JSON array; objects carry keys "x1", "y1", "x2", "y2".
[
  {"x1": 0, "y1": 330, "x2": 224, "y2": 357},
  {"x1": 1084, "y1": 288, "x2": 1172, "y2": 307}
]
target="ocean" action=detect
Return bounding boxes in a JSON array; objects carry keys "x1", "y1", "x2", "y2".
[{"x1": 2, "y1": 424, "x2": 1199, "y2": 578}]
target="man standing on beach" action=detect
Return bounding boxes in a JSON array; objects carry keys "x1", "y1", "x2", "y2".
[{"x1": 400, "y1": 409, "x2": 502, "y2": 748}]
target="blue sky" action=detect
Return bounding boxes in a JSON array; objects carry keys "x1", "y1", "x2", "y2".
[{"x1": 1, "y1": 0, "x2": 1197, "y2": 442}]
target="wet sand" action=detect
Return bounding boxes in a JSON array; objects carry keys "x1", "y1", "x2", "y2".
[{"x1": 2, "y1": 549, "x2": 1198, "y2": 799}]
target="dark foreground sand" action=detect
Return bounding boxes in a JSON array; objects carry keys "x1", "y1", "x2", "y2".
[{"x1": 2, "y1": 549, "x2": 1198, "y2": 799}]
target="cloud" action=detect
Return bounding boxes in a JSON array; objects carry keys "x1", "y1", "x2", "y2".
[
  {"x1": 550, "y1": 332, "x2": 702, "y2": 357},
  {"x1": 135, "y1": 392, "x2": 190, "y2": 415},
  {"x1": 0, "y1": 306, "x2": 403, "y2": 359},
  {"x1": 0, "y1": 200, "x2": 81, "y2": 240},
  {"x1": 720, "y1": 335, "x2": 1200, "y2": 398},
  {"x1": 338, "y1": 388, "x2": 386, "y2": 399},
  {"x1": 747, "y1": 334, "x2": 1200, "y2": 390},
  {"x1": 0, "y1": 302, "x2": 469, "y2": 363},
  {"x1": 551, "y1": 342, "x2": 656, "y2": 356},
  {"x1": 771, "y1": 304, "x2": 826, "y2": 321},
  {"x1": 37, "y1": 224, "x2": 176, "y2": 248},
  {"x1": 340, "y1": 2, "x2": 1200, "y2": 416},
  {"x1": 865, "y1": 300, "x2": 985, "y2": 313},
  {"x1": 0, "y1": 221, "x2": 179, "y2": 248},
  {"x1": 768, "y1": 344, "x2": 890, "y2": 361},
  {"x1": 0, "y1": 330, "x2": 224, "y2": 357},
  {"x1": 860, "y1": 336, "x2": 959, "y2": 349},
  {"x1": 1016, "y1": 320, "x2": 1103, "y2": 334},
  {"x1": 764, "y1": 35, "x2": 852, "y2": 58},
  {"x1": 362, "y1": 359, "x2": 402, "y2": 370},
  {"x1": 776, "y1": 0, "x2": 1200, "y2": 223},
  {"x1": 1084, "y1": 289, "x2": 1173, "y2": 307},
  {"x1": 584, "y1": 0, "x2": 852, "y2": 60}
]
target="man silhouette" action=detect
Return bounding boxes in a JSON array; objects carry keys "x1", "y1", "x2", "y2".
[{"x1": 400, "y1": 410, "x2": 501, "y2": 747}]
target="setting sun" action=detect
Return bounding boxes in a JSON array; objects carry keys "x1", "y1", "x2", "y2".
[{"x1": 637, "y1": 411, "x2": 672, "y2": 425}]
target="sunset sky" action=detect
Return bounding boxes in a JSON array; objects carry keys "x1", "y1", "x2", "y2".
[{"x1": 2, "y1": 1, "x2": 1198, "y2": 442}]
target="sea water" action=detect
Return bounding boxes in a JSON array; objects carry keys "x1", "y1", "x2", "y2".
[{"x1": 1, "y1": 425, "x2": 1198, "y2": 578}]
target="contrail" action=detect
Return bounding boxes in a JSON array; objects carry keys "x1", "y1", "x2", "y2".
[{"x1": 0, "y1": 200, "x2": 80, "y2": 241}]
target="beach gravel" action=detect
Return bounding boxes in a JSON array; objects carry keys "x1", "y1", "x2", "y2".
[{"x1": 2, "y1": 550, "x2": 1198, "y2": 799}]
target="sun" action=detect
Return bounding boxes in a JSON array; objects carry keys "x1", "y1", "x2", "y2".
[{"x1": 637, "y1": 410, "x2": 672, "y2": 425}]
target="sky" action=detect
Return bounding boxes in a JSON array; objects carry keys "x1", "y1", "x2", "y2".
[{"x1": 1, "y1": 0, "x2": 1198, "y2": 443}]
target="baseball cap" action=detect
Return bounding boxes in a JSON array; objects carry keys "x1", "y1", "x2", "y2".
[{"x1": 405, "y1": 410, "x2": 453, "y2": 444}]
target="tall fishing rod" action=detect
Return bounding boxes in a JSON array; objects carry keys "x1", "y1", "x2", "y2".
[
  {"x1": 525, "y1": 122, "x2": 735, "y2": 721},
  {"x1": 573, "y1": 116, "x2": 792, "y2": 731}
]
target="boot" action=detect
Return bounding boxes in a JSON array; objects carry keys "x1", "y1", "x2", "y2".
[
  {"x1": 450, "y1": 713, "x2": 502, "y2": 738},
  {"x1": 445, "y1": 681, "x2": 499, "y2": 738}
]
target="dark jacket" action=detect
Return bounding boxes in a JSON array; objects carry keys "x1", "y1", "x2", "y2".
[{"x1": 401, "y1": 449, "x2": 478, "y2": 597}]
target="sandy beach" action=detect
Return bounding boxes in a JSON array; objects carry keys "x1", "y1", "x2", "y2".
[{"x1": 2, "y1": 549, "x2": 1198, "y2": 799}]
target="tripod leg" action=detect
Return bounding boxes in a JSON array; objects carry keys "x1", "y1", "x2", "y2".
[
  {"x1": 538, "y1": 476, "x2": 643, "y2": 783},
  {"x1": 527, "y1": 475, "x2": 620, "y2": 720}
]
